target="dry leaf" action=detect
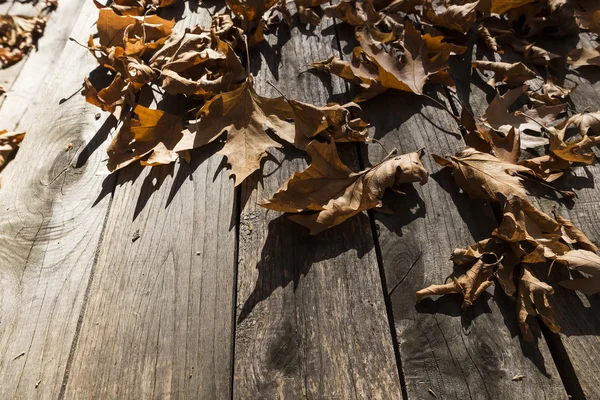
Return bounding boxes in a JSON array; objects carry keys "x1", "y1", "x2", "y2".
[
  {"x1": 0, "y1": 130, "x2": 25, "y2": 169},
  {"x1": 555, "y1": 214, "x2": 599, "y2": 252},
  {"x1": 288, "y1": 100, "x2": 369, "y2": 149},
  {"x1": 567, "y1": 46, "x2": 600, "y2": 68},
  {"x1": 323, "y1": 0, "x2": 381, "y2": 26},
  {"x1": 107, "y1": 105, "x2": 183, "y2": 171},
  {"x1": 556, "y1": 250, "x2": 600, "y2": 295},
  {"x1": 432, "y1": 147, "x2": 532, "y2": 202},
  {"x1": 472, "y1": 60, "x2": 536, "y2": 87},
  {"x1": 175, "y1": 76, "x2": 295, "y2": 185},
  {"x1": 416, "y1": 253, "x2": 500, "y2": 308},
  {"x1": 425, "y1": 1, "x2": 479, "y2": 34},
  {"x1": 259, "y1": 140, "x2": 428, "y2": 234},
  {"x1": 517, "y1": 264, "x2": 560, "y2": 342},
  {"x1": 478, "y1": 23, "x2": 503, "y2": 53}
]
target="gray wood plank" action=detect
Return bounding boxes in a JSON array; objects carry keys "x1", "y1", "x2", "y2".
[
  {"x1": 448, "y1": 30, "x2": 600, "y2": 399},
  {"x1": 62, "y1": 6, "x2": 239, "y2": 399},
  {"x1": 0, "y1": 0, "x2": 85, "y2": 131},
  {"x1": 233, "y1": 12, "x2": 404, "y2": 400},
  {"x1": 0, "y1": 2, "x2": 116, "y2": 397}
]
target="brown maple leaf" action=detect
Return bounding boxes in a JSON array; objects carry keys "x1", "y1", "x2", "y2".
[
  {"x1": 432, "y1": 147, "x2": 532, "y2": 202},
  {"x1": 174, "y1": 76, "x2": 295, "y2": 185},
  {"x1": 259, "y1": 140, "x2": 428, "y2": 234},
  {"x1": 323, "y1": 0, "x2": 381, "y2": 26},
  {"x1": 106, "y1": 105, "x2": 183, "y2": 172}
]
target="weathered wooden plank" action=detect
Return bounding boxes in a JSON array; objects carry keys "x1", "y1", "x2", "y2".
[
  {"x1": 0, "y1": 0, "x2": 83, "y2": 122},
  {"x1": 448, "y1": 31, "x2": 600, "y2": 399},
  {"x1": 0, "y1": 2, "x2": 116, "y2": 397},
  {"x1": 233, "y1": 12, "x2": 403, "y2": 399},
  {"x1": 62, "y1": 5, "x2": 239, "y2": 399}
]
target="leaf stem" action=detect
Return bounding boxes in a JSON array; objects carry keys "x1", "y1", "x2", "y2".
[
  {"x1": 422, "y1": 93, "x2": 460, "y2": 122},
  {"x1": 267, "y1": 81, "x2": 288, "y2": 99}
]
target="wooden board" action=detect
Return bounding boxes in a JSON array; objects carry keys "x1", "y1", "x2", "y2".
[
  {"x1": 61, "y1": 5, "x2": 239, "y2": 399},
  {"x1": 0, "y1": 0, "x2": 84, "y2": 128},
  {"x1": 448, "y1": 30, "x2": 600, "y2": 399},
  {"x1": 0, "y1": 2, "x2": 116, "y2": 397},
  {"x1": 233, "y1": 11, "x2": 404, "y2": 399}
]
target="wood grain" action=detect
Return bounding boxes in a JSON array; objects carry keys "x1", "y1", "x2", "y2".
[
  {"x1": 233, "y1": 11, "x2": 403, "y2": 399},
  {"x1": 62, "y1": 5, "x2": 238, "y2": 399},
  {"x1": 0, "y1": 0, "x2": 84, "y2": 127},
  {"x1": 448, "y1": 29, "x2": 600, "y2": 399},
  {"x1": 0, "y1": 2, "x2": 116, "y2": 397}
]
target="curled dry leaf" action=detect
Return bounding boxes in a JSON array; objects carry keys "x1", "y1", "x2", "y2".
[
  {"x1": 528, "y1": 76, "x2": 574, "y2": 106},
  {"x1": 478, "y1": 23, "x2": 503, "y2": 53},
  {"x1": 425, "y1": 1, "x2": 479, "y2": 34},
  {"x1": 175, "y1": 76, "x2": 295, "y2": 185},
  {"x1": 226, "y1": 0, "x2": 279, "y2": 23},
  {"x1": 432, "y1": 147, "x2": 532, "y2": 202},
  {"x1": 259, "y1": 140, "x2": 428, "y2": 234},
  {"x1": 472, "y1": 60, "x2": 536, "y2": 87},
  {"x1": 556, "y1": 250, "x2": 600, "y2": 295},
  {"x1": 494, "y1": 196, "x2": 569, "y2": 259},
  {"x1": 149, "y1": 27, "x2": 245, "y2": 97},
  {"x1": 83, "y1": 73, "x2": 133, "y2": 118},
  {"x1": 517, "y1": 265, "x2": 560, "y2": 341},
  {"x1": 416, "y1": 253, "x2": 500, "y2": 309},
  {"x1": 107, "y1": 105, "x2": 183, "y2": 171},
  {"x1": 95, "y1": 8, "x2": 174, "y2": 56},
  {"x1": 288, "y1": 100, "x2": 369, "y2": 149}
]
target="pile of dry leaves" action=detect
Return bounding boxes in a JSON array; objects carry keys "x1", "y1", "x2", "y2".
[{"x1": 80, "y1": 0, "x2": 600, "y2": 341}]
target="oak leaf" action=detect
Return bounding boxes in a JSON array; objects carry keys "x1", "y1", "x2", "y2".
[
  {"x1": 517, "y1": 265, "x2": 560, "y2": 341},
  {"x1": 259, "y1": 140, "x2": 428, "y2": 234},
  {"x1": 432, "y1": 147, "x2": 532, "y2": 202},
  {"x1": 175, "y1": 77, "x2": 295, "y2": 185},
  {"x1": 288, "y1": 100, "x2": 369, "y2": 149},
  {"x1": 555, "y1": 214, "x2": 599, "y2": 253},
  {"x1": 556, "y1": 250, "x2": 600, "y2": 295}
]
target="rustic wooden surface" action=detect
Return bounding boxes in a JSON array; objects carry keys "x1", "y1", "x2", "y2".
[
  {"x1": 62, "y1": 5, "x2": 239, "y2": 399},
  {"x1": 448, "y1": 29, "x2": 600, "y2": 399},
  {"x1": 0, "y1": 2, "x2": 115, "y2": 397},
  {"x1": 1, "y1": 1, "x2": 600, "y2": 399},
  {"x1": 233, "y1": 12, "x2": 403, "y2": 399}
]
